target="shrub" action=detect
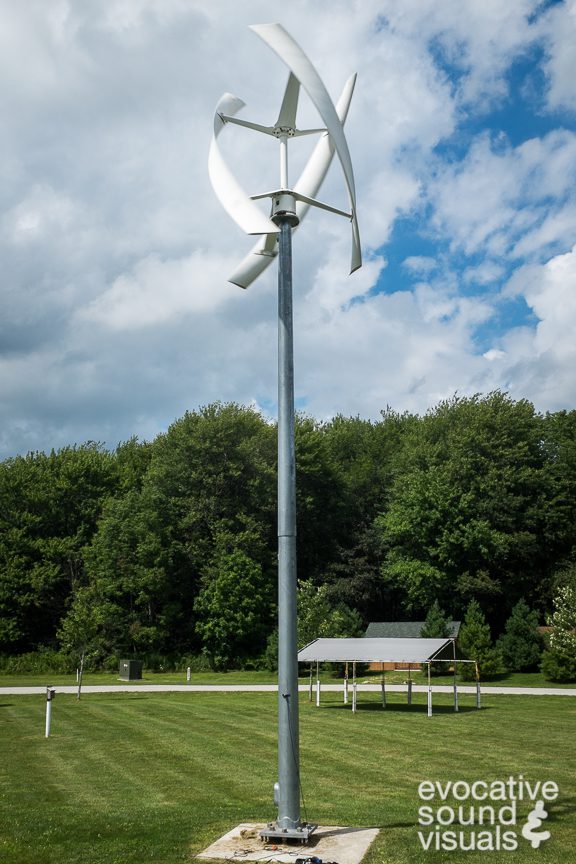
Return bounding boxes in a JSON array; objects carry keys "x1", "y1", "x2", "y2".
[
  {"x1": 541, "y1": 649, "x2": 576, "y2": 683},
  {"x1": 102, "y1": 654, "x2": 121, "y2": 673},
  {"x1": 142, "y1": 653, "x2": 177, "y2": 672},
  {"x1": 263, "y1": 629, "x2": 279, "y2": 672},
  {"x1": 177, "y1": 654, "x2": 212, "y2": 673},
  {"x1": 0, "y1": 649, "x2": 74, "y2": 675}
]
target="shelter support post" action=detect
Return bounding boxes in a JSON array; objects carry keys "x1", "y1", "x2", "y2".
[
  {"x1": 344, "y1": 662, "x2": 349, "y2": 704},
  {"x1": 316, "y1": 660, "x2": 320, "y2": 707},
  {"x1": 407, "y1": 665, "x2": 413, "y2": 706},
  {"x1": 476, "y1": 662, "x2": 481, "y2": 710},
  {"x1": 381, "y1": 664, "x2": 386, "y2": 708},
  {"x1": 427, "y1": 662, "x2": 432, "y2": 717},
  {"x1": 352, "y1": 661, "x2": 357, "y2": 713},
  {"x1": 453, "y1": 639, "x2": 459, "y2": 713}
]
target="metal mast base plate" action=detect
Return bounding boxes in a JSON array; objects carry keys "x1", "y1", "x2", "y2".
[{"x1": 260, "y1": 822, "x2": 318, "y2": 844}]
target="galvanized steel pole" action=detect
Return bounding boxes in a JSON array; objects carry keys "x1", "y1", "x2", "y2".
[
  {"x1": 208, "y1": 27, "x2": 360, "y2": 843},
  {"x1": 276, "y1": 216, "x2": 301, "y2": 833}
]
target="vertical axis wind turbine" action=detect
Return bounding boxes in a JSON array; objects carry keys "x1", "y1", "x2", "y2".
[{"x1": 208, "y1": 23, "x2": 361, "y2": 842}]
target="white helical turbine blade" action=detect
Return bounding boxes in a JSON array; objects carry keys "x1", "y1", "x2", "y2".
[
  {"x1": 275, "y1": 72, "x2": 300, "y2": 129},
  {"x1": 228, "y1": 73, "x2": 357, "y2": 289},
  {"x1": 293, "y1": 73, "x2": 356, "y2": 223},
  {"x1": 250, "y1": 23, "x2": 361, "y2": 275},
  {"x1": 208, "y1": 93, "x2": 279, "y2": 236}
]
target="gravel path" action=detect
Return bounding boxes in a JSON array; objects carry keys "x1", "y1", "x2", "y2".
[{"x1": 1, "y1": 683, "x2": 575, "y2": 696}]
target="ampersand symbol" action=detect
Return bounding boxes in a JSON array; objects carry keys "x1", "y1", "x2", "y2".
[{"x1": 521, "y1": 800, "x2": 551, "y2": 849}]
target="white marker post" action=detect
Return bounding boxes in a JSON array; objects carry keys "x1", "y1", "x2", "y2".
[
  {"x1": 187, "y1": 666, "x2": 191, "y2": 684},
  {"x1": 476, "y1": 663, "x2": 481, "y2": 709},
  {"x1": 45, "y1": 687, "x2": 55, "y2": 738},
  {"x1": 452, "y1": 639, "x2": 458, "y2": 712}
]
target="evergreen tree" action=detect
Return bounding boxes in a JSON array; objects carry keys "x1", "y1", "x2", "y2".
[
  {"x1": 459, "y1": 598, "x2": 501, "y2": 680},
  {"x1": 421, "y1": 600, "x2": 452, "y2": 676},
  {"x1": 421, "y1": 600, "x2": 451, "y2": 638},
  {"x1": 497, "y1": 598, "x2": 542, "y2": 671}
]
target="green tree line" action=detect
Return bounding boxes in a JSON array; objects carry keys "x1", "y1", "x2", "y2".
[{"x1": 1, "y1": 393, "x2": 576, "y2": 674}]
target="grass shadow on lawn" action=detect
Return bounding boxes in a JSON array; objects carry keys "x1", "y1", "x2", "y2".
[
  {"x1": 321, "y1": 701, "x2": 489, "y2": 714},
  {"x1": 546, "y1": 794, "x2": 576, "y2": 823}
]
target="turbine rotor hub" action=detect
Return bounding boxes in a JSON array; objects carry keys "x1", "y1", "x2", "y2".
[
  {"x1": 274, "y1": 126, "x2": 296, "y2": 137},
  {"x1": 271, "y1": 192, "x2": 299, "y2": 227}
]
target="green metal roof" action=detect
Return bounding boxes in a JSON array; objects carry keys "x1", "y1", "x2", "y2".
[{"x1": 365, "y1": 621, "x2": 461, "y2": 638}]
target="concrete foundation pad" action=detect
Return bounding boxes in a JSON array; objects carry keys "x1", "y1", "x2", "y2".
[{"x1": 197, "y1": 823, "x2": 380, "y2": 864}]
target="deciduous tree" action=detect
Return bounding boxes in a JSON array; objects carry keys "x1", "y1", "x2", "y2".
[
  {"x1": 194, "y1": 550, "x2": 273, "y2": 669},
  {"x1": 0, "y1": 444, "x2": 116, "y2": 652},
  {"x1": 541, "y1": 586, "x2": 576, "y2": 682}
]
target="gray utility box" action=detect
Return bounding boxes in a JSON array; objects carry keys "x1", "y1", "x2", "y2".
[{"x1": 119, "y1": 659, "x2": 142, "y2": 681}]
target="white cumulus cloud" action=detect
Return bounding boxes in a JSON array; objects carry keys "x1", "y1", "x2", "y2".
[{"x1": 1, "y1": 0, "x2": 575, "y2": 457}]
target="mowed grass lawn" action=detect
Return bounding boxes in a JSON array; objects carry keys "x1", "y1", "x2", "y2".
[{"x1": 0, "y1": 689, "x2": 574, "y2": 864}]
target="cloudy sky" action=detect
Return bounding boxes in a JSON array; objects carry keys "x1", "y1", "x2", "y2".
[{"x1": 1, "y1": 0, "x2": 575, "y2": 458}]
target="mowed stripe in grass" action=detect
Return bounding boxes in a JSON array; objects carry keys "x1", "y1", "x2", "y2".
[
  {"x1": 0, "y1": 691, "x2": 574, "y2": 864},
  {"x1": 301, "y1": 691, "x2": 575, "y2": 863},
  {"x1": 1, "y1": 693, "x2": 280, "y2": 863},
  {"x1": 66, "y1": 694, "x2": 278, "y2": 810}
]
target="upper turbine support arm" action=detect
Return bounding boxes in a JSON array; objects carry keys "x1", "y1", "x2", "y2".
[{"x1": 219, "y1": 115, "x2": 278, "y2": 137}]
